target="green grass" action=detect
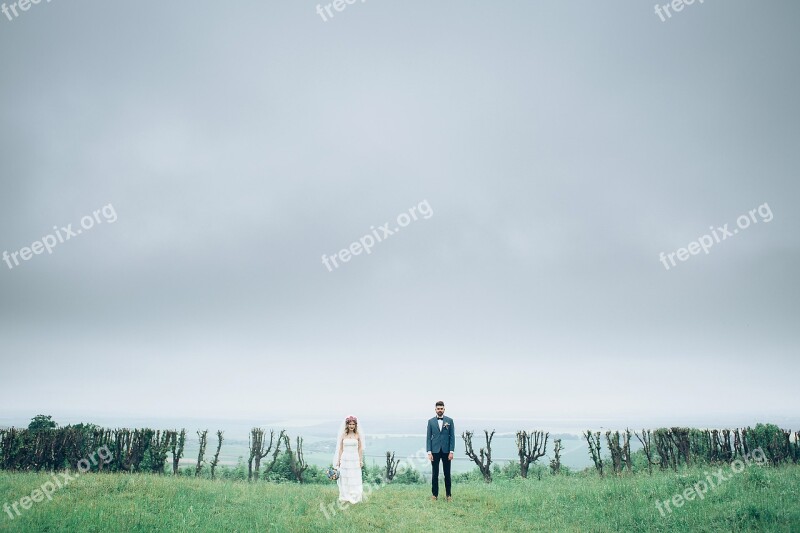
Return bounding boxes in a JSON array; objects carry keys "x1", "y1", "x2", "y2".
[{"x1": 1, "y1": 466, "x2": 799, "y2": 532}]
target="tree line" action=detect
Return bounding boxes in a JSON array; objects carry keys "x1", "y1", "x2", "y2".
[
  {"x1": 460, "y1": 423, "x2": 799, "y2": 483},
  {"x1": 586, "y1": 425, "x2": 800, "y2": 476},
  {"x1": 3, "y1": 417, "x2": 798, "y2": 485},
  {"x1": 0, "y1": 416, "x2": 309, "y2": 482}
]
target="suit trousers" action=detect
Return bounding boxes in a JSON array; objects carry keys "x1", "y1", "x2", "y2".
[{"x1": 431, "y1": 451, "x2": 452, "y2": 497}]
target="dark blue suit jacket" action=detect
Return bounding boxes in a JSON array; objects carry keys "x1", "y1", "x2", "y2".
[{"x1": 426, "y1": 416, "x2": 455, "y2": 454}]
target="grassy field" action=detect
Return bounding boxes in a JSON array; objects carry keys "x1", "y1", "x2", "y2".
[{"x1": 1, "y1": 466, "x2": 799, "y2": 532}]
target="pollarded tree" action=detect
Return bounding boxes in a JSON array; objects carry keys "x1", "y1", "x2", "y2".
[
  {"x1": 282, "y1": 433, "x2": 308, "y2": 483},
  {"x1": 115, "y1": 428, "x2": 153, "y2": 472},
  {"x1": 385, "y1": 451, "x2": 400, "y2": 481},
  {"x1": 550, "y1": 438, "x2": 563, "y2": 475},
  {"x1": 463, "y1": 430, "x2": 494, "y2": 483},
  {"x1": 148, "y1": 430, "x2": 173, "y2": 474},
  {"x1": 584, "y1": 431, "x2": 604, "y2": 476},
  {"x1": 605, "y1": 431, "x2": 623, "y2": 474},
  {"x1": 210, "y1": 431, "x2": 224, "y2": 480},
  {"x1": 171, "y1": 429, "x2": 187, "y2": 475},
  {"x1": 195, "y1": 430, "x2": 208, "y2": 476},
  {"x1": 249, "y1": 428, "x2": 284, "y2": 481},
  {"x1": 668, "y1": 427, "x2": 691, "y2": 466},
  {"x1": 515, "y1": 430, "x2": 548, "y2": 479},
  {"x1": 653, "y1": 428, "x2": 676, "y2": 471},
  {"x1": 634, "y1": 429, "x2": 656, "y2": 475}
]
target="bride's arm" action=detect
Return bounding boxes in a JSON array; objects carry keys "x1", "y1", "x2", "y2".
[
  {"x1": 358, "y1": 437, "x2": 363, "y2": 467},
  {"x1": 337, "y1": 437, "x2": 343, "y2": 466}
]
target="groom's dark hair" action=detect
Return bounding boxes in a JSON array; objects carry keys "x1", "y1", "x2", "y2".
[{"x1": 435, "y1": 401, "x2": 445, "y2": 407}]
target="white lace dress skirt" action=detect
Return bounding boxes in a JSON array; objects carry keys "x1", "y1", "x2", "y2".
[{"x1": 337, "y1": 439, "x2": 363, "y2": 503}]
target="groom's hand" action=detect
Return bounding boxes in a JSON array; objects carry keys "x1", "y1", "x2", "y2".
[
  {"x1": 448, "y1": 452, "x2": 454, "y2": 461},
  {"x1": 427, "y1": 452, "x2": 433, "y2": 462}
]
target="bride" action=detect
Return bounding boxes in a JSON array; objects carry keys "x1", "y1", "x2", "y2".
[{"x1": 334, "y1": 415, "x2": 364, "y2": 503}]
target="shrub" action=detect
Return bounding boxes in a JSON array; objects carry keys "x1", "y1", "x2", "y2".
[
  {"x1": 28, "y1": 415, "x2": 57, "y2": 433},
  {"x1": 453, "y1": 468, "x2": 485, "y2": 483},
  {"x1": 218, "y1": 458, "x2": 248, "y2": 481},
  {"x1": 493, "y1": 461, "x2": 523, "y2": 480},
  {"x1": 746, "y1": 424, "x2": 788, "y2": 465},
  {"x1": 392, "y1": 467, "x2": 422, "y2": 484}
]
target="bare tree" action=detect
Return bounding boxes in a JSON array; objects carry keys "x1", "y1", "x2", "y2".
[
  {"x1": 550, "y1": 439, "x2": 563, "y2": 475},
  {"x1": 195, "y1": 430, "x2": 208, "y2": 477},
  {"x1": 462, "y1": 430, "x2": 494, "y2": 483},
  {"x1": 171, "y1": 429, "x2": 186, "y2": 475},
  {"x1": 719, "y1": 429, "x2": 733, "y2": 462},
  {"x1": 210, "y1": 431, "x2": 224, "y2": 480},
  {"x1": 115, "y1": 429, "x2": 152, "y2": 472},
  {"x1": 654, "y1": 429, "x2": 676, "y2": 471},
  {"x1": 622, "y1": 429, "x2": 632, "y2": 472},
  {"x1": 282, "y1": 434, "x2": 308, "y2": 483},
  {"x1": 733, "y1": 428, "x2": 745, "y2": 459},
  {"x1": 0, "y1": 429, "x2": 7, "y2": 469},
  {"x1": 702, "y1": 428, "x2": 732, "y2": 464},
  {"x1": 515, "y1": 430, "x2": 549, "y2": 479},
  {"x1": 603, "y1": 429, "x2": 631, "y2": 475},
  {"x1": 635, "y1": 429, "x2": 656, "y2": 475},
  {"x1": 584, "y1": 431, "x2": 604, "y2": 476},
  {"x1": 606, "y1": 431, "x2": 623, "y2": 474},
  {"x1": 668, "y1": 427, "x2": 691, "y2": 466},
  {"x1": 248, "y1": 428, "x2": 283, "y2": 482},
  {"x1": 385, "y1": 451, "x2": 399, "y2": 481},
  {"x1": 148, "y1": 430, "x2": 173, "y2": 474},
  {"x1": 694, "y1": 429, "x2": 713, "y2": 463}
]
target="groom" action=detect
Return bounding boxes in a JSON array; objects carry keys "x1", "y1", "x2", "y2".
[{"x1": 426, "y1": 400, "x2": 455, "y2": 501}]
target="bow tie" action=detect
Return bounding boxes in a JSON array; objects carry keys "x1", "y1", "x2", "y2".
[{"x1": 437, "y1": 417, "x2": 443, "y2": 420}]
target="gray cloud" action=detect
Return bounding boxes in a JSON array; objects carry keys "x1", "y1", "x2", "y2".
[{"x1": 1, "y1": 1, "x2": 798, "y2": 421}]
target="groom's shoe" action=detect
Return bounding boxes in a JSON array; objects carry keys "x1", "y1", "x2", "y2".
[
  {"x1": 431, "y1": 496, "x2": 437, "y2": 501},
  {"x1": 446, "y1": 496, "x2": 452, "y2": 502}
]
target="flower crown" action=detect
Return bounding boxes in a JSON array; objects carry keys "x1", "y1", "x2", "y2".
[{"x1": 345, "y1": 416, "x2": 358, "y2": 423}]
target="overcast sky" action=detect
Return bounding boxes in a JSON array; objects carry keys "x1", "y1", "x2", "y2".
[{"x1": 1, "y1": 1, "x2": 798, "y2": 424}]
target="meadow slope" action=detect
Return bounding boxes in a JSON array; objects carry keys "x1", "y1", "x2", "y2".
[{"x1": 1, "y1": 467, "x2": 799, "y2": 532}]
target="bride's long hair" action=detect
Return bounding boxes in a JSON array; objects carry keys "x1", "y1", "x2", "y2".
[
  {"x1": 344, "y1": 416, "x2": 359, "y2": 436},
  {"x1": 333, "y1": 415, "x2": 365, "y2": 465}
]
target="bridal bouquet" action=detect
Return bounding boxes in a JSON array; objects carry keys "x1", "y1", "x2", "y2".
[{"x1": 326, "y1": 467, "x2": 339, "y2": 481}]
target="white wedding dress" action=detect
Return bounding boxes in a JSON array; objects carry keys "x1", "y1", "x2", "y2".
[{"x1": 338, "y1": 439, "x2": 363, "y2": 503}]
